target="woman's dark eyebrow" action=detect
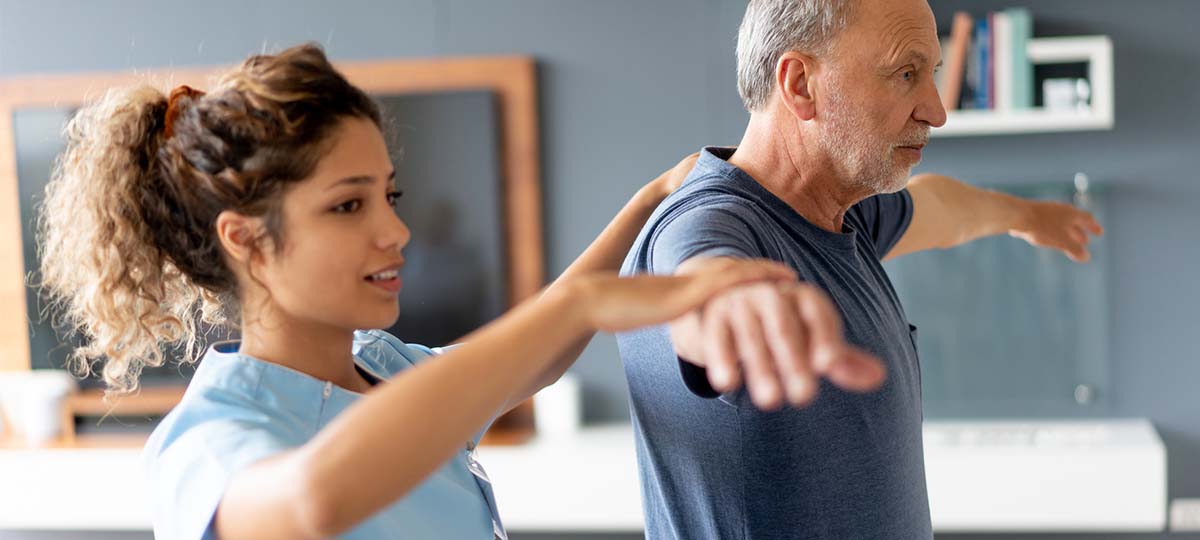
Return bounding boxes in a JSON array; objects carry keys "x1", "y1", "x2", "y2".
[{"x1": 327, "y1": 170, "x2": 396, "y2": 191}]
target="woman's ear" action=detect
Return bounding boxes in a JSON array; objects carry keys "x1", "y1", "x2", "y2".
[
  {"x1": 215, "y1": 210, "x2": 262, "y2": 265},
  {"x1": 775, "y1": 51, "x2": 818, "y2": 121}
]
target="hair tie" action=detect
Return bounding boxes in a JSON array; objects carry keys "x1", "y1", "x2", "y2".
[{"x1": 163, "y1": 85, "x2": 205, "y2": 139}]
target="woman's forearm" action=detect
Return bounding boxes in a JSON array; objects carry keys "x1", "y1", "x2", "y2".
[
  {"x1": 299, "y1": 283, "x2": 592, "y2": 535},
  {"x1": 556, "y1": 179, "x2": 670, "y2": 281},
  {"x1": 518, "y1": 179, "x2": 671, "y2": 400}
]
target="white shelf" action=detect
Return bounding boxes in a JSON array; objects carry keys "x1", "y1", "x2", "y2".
[
  {"x1": 935, "y1": 109, "x2": 1112, "y2": 137},
  {"x1": 479, "y1": 419, "x2": 1166, "y2": 533},
  {"x1": 0, "y1": 419, "x2": 1167, "y2": 532},
  {"x1": 934, "y1": 35, "x2": 1114, "y2": 137}
]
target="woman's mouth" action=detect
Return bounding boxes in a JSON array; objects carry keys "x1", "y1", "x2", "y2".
[{"x1": 365, "y1": 268, "x2": 403, "y2": 294}]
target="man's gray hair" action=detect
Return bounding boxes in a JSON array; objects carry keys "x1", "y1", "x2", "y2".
[{"x1": 736, "y1": 0, "x2": 856, "y2": 112}]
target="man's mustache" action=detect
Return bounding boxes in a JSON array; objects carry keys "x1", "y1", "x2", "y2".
[{"x1": 898, "y1": 129, "x2": 930, "y2": 147}]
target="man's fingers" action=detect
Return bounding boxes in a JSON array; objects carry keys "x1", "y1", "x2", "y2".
[
  {"x1": 824, "y1": 346, "x2": 887, "y2": 392},
  {"x1": 1064, "y1": 226, "x2": 1091, "y2": 262},
  {"x1": 1067, "y1": 226, "x2": 1086, "y2": 247},
  {"x1": 730, "y1": 307, "x2": 783, "y2": 410},
  {"x1": 703, "y1": 310, "x2": 741, "y2": 393},
  {"x1": 793, "y1": 286, "x2": 845, "y2": 374},
  {"x1": 760, "y1": 291, "x2": 817, "y2": 406},
  {"x1": 1081, "y1": 214, "x2": 1104, "y2": 236}
]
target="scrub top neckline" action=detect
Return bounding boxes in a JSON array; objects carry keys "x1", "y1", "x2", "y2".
[{"x1": 208, "y1": 339, "x2": 387, "y2": 397}]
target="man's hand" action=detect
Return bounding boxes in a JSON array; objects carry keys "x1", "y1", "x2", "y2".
[
  {"x1": 670, "y1": 258, "x2": 887, "y2": 411},
  {"x1": 1009, "y1": 200, "x2": 1104, "y2": 263}
]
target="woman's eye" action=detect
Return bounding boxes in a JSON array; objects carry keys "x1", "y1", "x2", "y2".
[
  {"x1": 386, "y1": 190, "x2": 404, "y2": 207},
  {"x1": 333, "y1": 200, "x2": 361, "y2": 213}
]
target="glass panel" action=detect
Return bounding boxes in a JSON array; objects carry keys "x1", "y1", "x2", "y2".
[{"x1": 884, "y1": 179, "x2": 1109, "y2": 417}]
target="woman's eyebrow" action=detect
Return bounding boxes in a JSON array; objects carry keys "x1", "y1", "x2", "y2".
[{"x1": 326, "y1": 170, "x2": 396, "y2": 191}]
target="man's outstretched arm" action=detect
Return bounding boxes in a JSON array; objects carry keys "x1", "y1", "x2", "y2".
[
  {"x1": 669, "y1": 257, "x2": 887, "y2": 411},
  {"x1": 886, "y1": 173, "x2": 1104, "y2": 262}
]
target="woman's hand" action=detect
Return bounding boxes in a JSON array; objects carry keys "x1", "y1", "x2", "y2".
[
  {"x1": 573, "y1": 258, "x2": 795, "y2": 333},
  {"x1": 645, "y1": 152, "x2": 701, "y2": 200}
]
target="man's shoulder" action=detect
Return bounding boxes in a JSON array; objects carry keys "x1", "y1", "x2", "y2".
[{"x1": 656, "y1": 173, "x2": 767, "y2": 230}]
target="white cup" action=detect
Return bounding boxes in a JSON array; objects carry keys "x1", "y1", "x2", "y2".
[
  {"x1": 0, "y1": 370, "x2": 76, "y2": 446},
  {"x1": 1043, "y1": 78, "x2": 1091, "y2": 112},
  {"x1": 534, "y1": 373, "x2": 582, "y2": 438}
]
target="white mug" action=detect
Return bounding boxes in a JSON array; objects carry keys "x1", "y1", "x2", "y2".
[
  {"x1": 534, "y1": 373, "x2": 582, "y2": 438},
  {"x1": 0, "y1": 370, "x2": 76, "y2": 446}
]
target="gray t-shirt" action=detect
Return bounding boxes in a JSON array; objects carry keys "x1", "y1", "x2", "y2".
[{"x1": 617, "y1": 147, "x2": 931, "y2": 540}]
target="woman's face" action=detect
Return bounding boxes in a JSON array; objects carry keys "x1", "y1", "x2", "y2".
[{"x1": 253, "y1": 116, "x2": 411, "y2": 332}]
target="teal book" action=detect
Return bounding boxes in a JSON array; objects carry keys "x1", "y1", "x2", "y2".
[{"x1": 1007, "y1": 7, "x2": 1034, "y2": 110}]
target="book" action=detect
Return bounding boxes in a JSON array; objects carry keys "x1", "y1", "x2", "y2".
[
  {"x1": 974, "y1": 15, "x2": 991, "y2": 110},
  {"x1": 987, "y1": 12, "x2": 996, "y2": 109},
  {"x1": 1007, "y1": 7, "x2": 1034, "y2": 109},
  {"x1": 940, "y1": 11, "x2": 973, "y2": 111},
  {"x1": 993, "y1": 10, "x2": 1012, "y2": 111}
]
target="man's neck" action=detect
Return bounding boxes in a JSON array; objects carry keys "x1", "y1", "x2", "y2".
[
  {"x1": 237, "y1": 306, "x2": 370, "y2": 393},
  {"x1": 727, "y1": 113, "x2": 868, "y2": 232}
]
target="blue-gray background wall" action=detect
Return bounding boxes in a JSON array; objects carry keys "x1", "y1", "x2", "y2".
[{"x1": 1, "y1": 1, "x2": 1196, "y2": 539}]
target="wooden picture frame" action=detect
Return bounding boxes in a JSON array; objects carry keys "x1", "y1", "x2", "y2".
[{"x1": 0, "y1": 56, "x2": 543, "y2": 444}]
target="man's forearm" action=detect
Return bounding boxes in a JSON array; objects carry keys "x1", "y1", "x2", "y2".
[
  {"x1": 918, "y1": 173, "x2": 1030, "y2": 246},
  {"x1": 889, "y1": 174, "x2": 1031, "y2": 258}
]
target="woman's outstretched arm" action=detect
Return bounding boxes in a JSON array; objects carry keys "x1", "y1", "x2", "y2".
[
  {"x1": 505, "y1": 154, "x2": 699, "y2": 409},
  {"x1": 212, "y1": 260, "x2": 794, "y2": 540}
]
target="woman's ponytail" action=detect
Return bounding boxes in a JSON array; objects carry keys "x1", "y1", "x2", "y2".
[{"x1": 38, "y1": 85, "x2": 205, "y2": 395}]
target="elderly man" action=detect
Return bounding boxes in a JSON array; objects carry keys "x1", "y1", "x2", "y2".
[{"x1": 617, "y1": 0, "x2": 1104, "y2": 538}]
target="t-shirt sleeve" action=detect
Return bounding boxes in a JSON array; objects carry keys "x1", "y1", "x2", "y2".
[
  {"x1": 648, "y1": 199, "x2": 762, "y2": 274},
  {"x1": 847, "y1": 189, "x2": 915, "y2": 258},
  {"x1": 649, "y1": 200, "x2": 764, "y2": 400},
  {"x1": 146, "y1": 420, "x2": 290, "y2": 540}
]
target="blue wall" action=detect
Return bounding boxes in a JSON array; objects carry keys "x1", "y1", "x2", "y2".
[{"x1": 2, "y1": 2, "x2": 1196, "y2": 538}]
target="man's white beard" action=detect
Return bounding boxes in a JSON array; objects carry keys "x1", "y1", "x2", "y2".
[{"x1": 818, "y1": 90, "x2": 919, "y2": 195}]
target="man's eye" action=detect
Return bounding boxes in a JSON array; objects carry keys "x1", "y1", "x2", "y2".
[
  {"x1": 333, "y1": 200, "x2": 361, "y2": 213},
  {"x1": 901, "y1": 70, "x2": 915, "y2": 81}
]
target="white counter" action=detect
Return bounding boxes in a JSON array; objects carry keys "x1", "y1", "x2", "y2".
[{"x1": 0, "y1": 419, "x2": 1167, "y2": 532}]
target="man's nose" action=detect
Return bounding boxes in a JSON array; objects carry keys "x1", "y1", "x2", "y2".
[{"x1": 916, "y1": 81, "x2": 948, "y2": 128}]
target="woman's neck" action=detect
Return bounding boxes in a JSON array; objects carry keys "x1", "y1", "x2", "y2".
[{"x1": 237, "y1": 308, "x2": 372, "y2": 393}]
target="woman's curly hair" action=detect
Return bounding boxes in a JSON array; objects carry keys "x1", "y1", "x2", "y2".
[{"x1": 37, "y1": 43, "x2": 381, "y2": 396}]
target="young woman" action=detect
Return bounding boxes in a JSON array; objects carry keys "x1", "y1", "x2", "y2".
[{"x1": 37, "y1": 44, "x2": 793, "y2": 539}]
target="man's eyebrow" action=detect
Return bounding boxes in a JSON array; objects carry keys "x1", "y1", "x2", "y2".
[{"x1": 901, "y1": 51, "x2": 931, "y2": 66}]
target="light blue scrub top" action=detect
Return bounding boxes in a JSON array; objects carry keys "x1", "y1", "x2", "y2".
[{"x1": 142, "y1": 329, "x2": 502, "y2": 540}]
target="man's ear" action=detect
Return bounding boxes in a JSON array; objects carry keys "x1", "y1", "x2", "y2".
[
  {"x1": 775, "y1": 51, "x2": 818, "y2": 122},
  {"x1": 215, "y1": 210, "x2": 262, "y2": 265}
]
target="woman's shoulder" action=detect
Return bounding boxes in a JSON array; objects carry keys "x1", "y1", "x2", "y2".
[
  {"x1": 352, "y1": 329, "x2": 447, "y2": 377},
  {"x1": 143, "y1": 346, "x2": 297, "y2": 460}
]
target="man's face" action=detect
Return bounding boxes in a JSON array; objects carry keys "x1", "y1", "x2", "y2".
[{"x1": 815, "y1": 0, "x2": 946, "y2": 194}]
